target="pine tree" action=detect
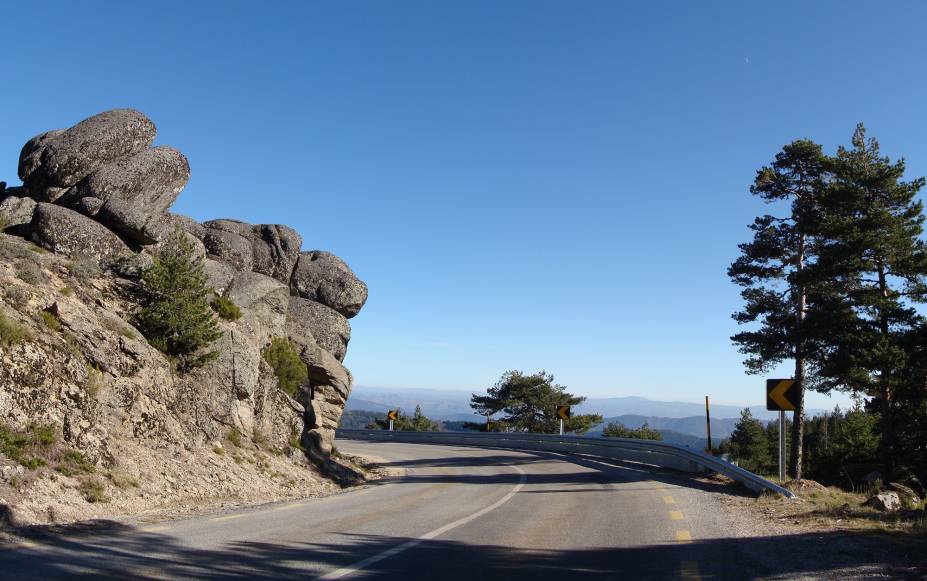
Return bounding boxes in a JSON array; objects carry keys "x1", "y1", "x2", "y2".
[
  {"x1": 470, "y1": 370, "x2": 602, "y2": 434},
  {"x1": 728, "y1": 408, "x2": 772, "y2": 473},
  {"x1": 729, "y1": 139, "x2": 828, "y2": 479},
  {"x1": 137, "y1": 228, "x2": 222, "y2": 371},
  {"x1": 813, "y1": 124, "x2": 927, "y2": 473}
]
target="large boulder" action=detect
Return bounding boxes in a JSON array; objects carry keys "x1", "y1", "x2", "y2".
[
  {"x1": 204, "y1": 219, "x2": 302, "y2": 283},
  {"x1": 203, "y1": 228, "x2": 254, "y2": 272},
  {"x1": 60, "y1": 146, "x2": 190, "y2": 244},
  {"x1": 203, "y1": 258, "x2": 237, "y2": 296},
  {"x1": 289, "y1": 251, "x2": 367, "y2": 318},
  {"x1": 251, "y1": 224, "x2": 302, "y2": 282},
  {"x1": 0, "y1": 195, "x2": 37, "y2": 233},
  {"x1": 865, "y1": 491, "x2": 902, "y2": 512},
  {"x1": 18, "y1": 110, "x2": 156, "y2": 201},
  {"x1": 30, "y1": 203, "x2": 131, "y2": 264},
  {"x1": 286, "y1": 296, "x2": 351, "y2": 361}
]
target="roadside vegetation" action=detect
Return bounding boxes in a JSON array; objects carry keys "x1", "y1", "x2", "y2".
[
  {"x1": 366, "y1": 405, "x2": 440, "y2": 432},
  {"x1": 262, "y1": 337, "x2": 307, "y2": 396},
  {"x1": 602, "y1": 420, "x2": 662, "y2": 440},
  {"x1": 137, "y1": 228, "x2": 221, "y2": 371},
  {"x1": 468, "y1": 370, "x2": 602, "y2": 434},
  {"x1": 730, "y1": 125, "x2": 927, "y2": 500}
]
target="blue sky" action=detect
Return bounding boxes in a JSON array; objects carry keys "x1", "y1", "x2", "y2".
[{"x1": 3, "y1": 1, "x2": 926, "y2": 408}]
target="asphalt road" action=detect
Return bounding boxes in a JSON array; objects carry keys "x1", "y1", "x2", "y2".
[{"x1": 0, "y1": 440, "x2": 870, "y2": 579}]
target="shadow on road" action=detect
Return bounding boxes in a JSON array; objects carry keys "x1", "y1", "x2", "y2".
[
  {"x1": 363, "y1": 445, "x2": 751, "y2": 497},
  {"x1": 0, "y1": 522, "x2": 924, "y2": 579}
]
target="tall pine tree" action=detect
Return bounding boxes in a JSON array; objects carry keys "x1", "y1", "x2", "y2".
[
  {"x1": 729, "y1": 139, "x2": 828, "y2": 479},
  {"x1": 813, "y1": 124, "x2": 927, "y2": 473}
]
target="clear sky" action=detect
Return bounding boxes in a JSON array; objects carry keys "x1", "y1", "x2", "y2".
[{"x1": 3, "y1": 1, "x2": 926, "y2": 408}]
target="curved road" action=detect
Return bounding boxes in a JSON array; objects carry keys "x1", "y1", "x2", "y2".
[{"x1": 0, "y1": 440, "x2": 780, "y2": 579}]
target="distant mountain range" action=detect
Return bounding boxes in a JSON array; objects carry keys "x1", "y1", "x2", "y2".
[{"x1": 346, "y1": 386, "x2": 823, "y2": 423}]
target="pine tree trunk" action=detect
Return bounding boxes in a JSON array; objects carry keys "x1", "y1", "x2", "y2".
[
  {"x1": 789, "y1": 233, "x2": 807, "y2": 481},
  {"x1": 876, "y1": 260, "x2": 895, "y2": 475}
]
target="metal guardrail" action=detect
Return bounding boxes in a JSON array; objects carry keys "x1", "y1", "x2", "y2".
[{"x1": 335, "y1": 429, "x2": 795, "y2": 498}]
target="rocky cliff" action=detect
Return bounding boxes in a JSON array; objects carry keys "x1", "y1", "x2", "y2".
[{"x1": 0, "y1": 110, "x2": 367, "y2": 523}]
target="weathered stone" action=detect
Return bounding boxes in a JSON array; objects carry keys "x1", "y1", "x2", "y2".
[
  {"x1": 203, "y1": 258, "x2": 237, "y2": 295},
  {"x1": 19, "y1": 110, "x2": 156, "y2": 200},
  {"x1": 287, "y1": 296, "x2": 350, "y2": 361},
  {"x1": 167, "y1": 213, "x2": 207, "y2": 241},
  {"x1": 887, "y1": 482, "x2": 920, "y2": 507},
  {"x1": 110, "y1": 252, "x2": 155, "y2": 279},
  {"x1": 203, "y1": 219, "x2": 252, "y2": 237},
  {"x1": 204, "y1": 219, "x2": 302, "y2": 283},
  {"x1": 148, "y1": 230, "x2": 205, "y2": 262},
  {"x1": 289, "y1": 251, "x2": 367, "y2": 318},
  {"x1": 204, "y1": 228, "x2": 254, "y2": 272},
  {"x1": 226, "y1": 271, "x2": 289, "y2": 328},
  {"x1": 251, "y1": 224, "x2": 302, "y2": 282},
  {"x1": 0, "y1": 195, "x2": 37, "y2": 232},
  {"x1": 75, "y1": 196, "x2": 105, "y2": 216},
  {"x1": 30, "y1": 203, "x2": 131, "y2": 264},
  {"x1": 865, "y1": 491, "x2": 902, "y2": 512},
  {"x1": 62, "y1": 146, "x2": 190, "y2": 244}
]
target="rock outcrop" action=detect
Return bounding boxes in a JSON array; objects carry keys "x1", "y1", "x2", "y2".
[{"x1": 1, "y1": 109, "x2": 368, "y2": 513}]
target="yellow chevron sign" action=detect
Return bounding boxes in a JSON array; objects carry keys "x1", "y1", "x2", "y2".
[
  {"x1": 766, "y1": 379, "x2": 799, "y2": 411},
  {"x1": 387, "y1": 410, "x2": 399, "y2": 421},
  {"x1": 556, "y1": 405, "x2": 571, "y2": 420}
]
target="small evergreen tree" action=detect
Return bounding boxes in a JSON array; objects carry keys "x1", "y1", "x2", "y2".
[
  {"x1": 369, "y1": 406, "x2": 440, "y2": 431},
  {"x1": 137, "y1": 229, "x2": 221, "y2": 371},
  {"x1": 602, "y1": 420, "x2": 663, "y2": 440},
  {"x1": 470, "y1": 370, "x2": 602, "y2": 434},
  {"x1": 728, "y1": 408, "x2": 772, "y2": 473}
]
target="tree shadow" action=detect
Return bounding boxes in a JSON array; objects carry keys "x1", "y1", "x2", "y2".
[
  {"x1": 0, "y1": 522, "x2": 924, "y2": 580},
  {"x1": 360, "y1": 445, "x2": 753, "y2": 497}
]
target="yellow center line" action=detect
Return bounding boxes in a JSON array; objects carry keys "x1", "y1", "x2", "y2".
[
  {"x1": 211, "y1": 513, "x2": 249, "y2": 522},
  {"x1": 271, "y1": 503, "x2": 306, "y2": 512},
  {"x1": 18, "y1": 540, "x2": 40, "y2": 548},
  {"x1": 675, "y1": 529, "x2": 692, "y2": 542},
  {"x1": 669, "y1": 510, "x2": 684, "y2": 521},
  {"x1": 662, "y1": 495, "x2": 675, "y2": 504}
]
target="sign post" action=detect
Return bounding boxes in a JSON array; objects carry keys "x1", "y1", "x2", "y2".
[
  {"x1": 766, "y1": 379, "x2": 799, "y2": 483},
  {"x1": 387, "y1": 409, "x2": 399, "y2": 432},
  {"x1": 556, "y1": 406, "x2": 571, "y2": 435},
  {"x1": 705, "y1": 396, "x2": 712, "y2": 453}
]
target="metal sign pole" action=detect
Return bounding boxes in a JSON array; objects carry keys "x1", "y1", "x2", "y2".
[
  {"x1": 778, "y1": 410, "x2": 786, "y2": 482},
  {"x1": 705, "y1": 396, "x2": 712, "y2": 453},
  {"x1": 559, "y1": 419, "x2": 564, "y2": 436},
  {"x1": 389, "y1": 419, "x2": 394, "y2": 432}
]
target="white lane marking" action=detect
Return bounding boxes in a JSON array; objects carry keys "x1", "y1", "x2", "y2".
[{"x1": 316, "y1": 464, "x2": 527, "y2": 580}]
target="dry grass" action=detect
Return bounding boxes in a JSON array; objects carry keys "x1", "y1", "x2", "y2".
[{"x1": 752, "y1": 481, "x2": 927, "y2": 535}]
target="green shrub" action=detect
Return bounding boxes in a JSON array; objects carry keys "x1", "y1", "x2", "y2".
[
  {"x1": 39, "y1": 310, "x2": 61, "y2": 332},
  {"x1": 79, "y1": 478, "x2": 108, "y2": 503},
  {"x1": 30, "y1": 424, "x2": 57, "y2": 446},
  {"x1": 66, "y1": 259, "x2": 100, "y2": 283},
  {"x1": 0, "y1": 312, "x2": 29, "y2": 347},
  {"x1": 59, "y1": 286, "x2": 74, "y2": 297},
  {"x1": 211, "y1": 296, "x2": 242, "y2": 321},
  {"x1": 3, "y1": 285, "x2": 29, "y2": 308},
  {"x1": 55, "y1": 450, "x2": 96, "y2": 476},
  {"x1": 228, "y1": 427, "x2": 242, "y2": 447},
  {"x1": 0, "y1": 422, "x2": 49, "y2": 469},
  {"x1": 137, "y1": 229, "x2": 221, "y2": 371},
  {"x1": 108, "y1": 471, "x2": 139, "y2": 489},
  {"x1": 15, "y1": 261, "x2": 44, "y2": 284},
  {"x1": 262, "y1": 337, "x2": 307, "y2": 396}
]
